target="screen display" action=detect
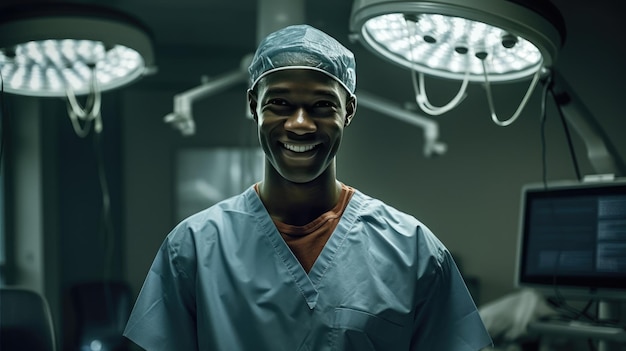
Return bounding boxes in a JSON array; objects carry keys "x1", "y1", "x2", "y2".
[{"x1": 517, "y1": 181, "x2": 626, "y2": 296}]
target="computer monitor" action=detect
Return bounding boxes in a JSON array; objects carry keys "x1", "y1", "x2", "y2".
[{"x1": 515, "y1": 179, "x2": 626, "y2": 301}]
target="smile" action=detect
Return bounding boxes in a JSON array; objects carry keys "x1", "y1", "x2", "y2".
[{"x1": 283, "y1": 143, "x2": 320, "y2": 153}]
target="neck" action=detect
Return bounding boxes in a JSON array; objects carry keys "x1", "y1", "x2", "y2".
[{"x1": 258, "y1": 166, "x2": 342, "y2": 226}]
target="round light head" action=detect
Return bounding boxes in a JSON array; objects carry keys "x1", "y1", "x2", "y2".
[
  {"x1": 350, "y1": 0, "x2": 566, "y2": 82},
  {"x1": 0, "y1": 3, "x2": 155, "y2": 97}
]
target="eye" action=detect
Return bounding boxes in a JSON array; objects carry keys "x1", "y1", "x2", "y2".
[
  {"x1": 314, "y1": 100, "x2": 335, "y2": 108},
  {"x1": 311, "y1": 100, "x2": 339, "y2": 117},
  {"x1": 267, "y1": 98, "x2": 288, "y2": 106},
  {"x1": 262, "y1": 98, "x2": 293, "y2": 115}
]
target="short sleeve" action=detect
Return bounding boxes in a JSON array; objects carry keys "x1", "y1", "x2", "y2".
[
  {"x1": 412, "y1": 249, "x2": 493, "y2": 351},
  {"x1": 123, "y1": 228, "x2": 199, "y2": 351}
]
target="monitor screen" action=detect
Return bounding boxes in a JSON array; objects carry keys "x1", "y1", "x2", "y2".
[{"x1": 516, "y1": 179, "x2": 626, "y2": 300}]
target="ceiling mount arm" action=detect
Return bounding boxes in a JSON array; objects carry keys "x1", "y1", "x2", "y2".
[
  {"x1": 164, "y1": 56, "x2": 251, "y2": 136},
  {"x1": 357, "y1": 90, "x2": 447, "y2": 157},
  {"x1": 549, "y1": 69, "x2": 626, "y2": 178}
]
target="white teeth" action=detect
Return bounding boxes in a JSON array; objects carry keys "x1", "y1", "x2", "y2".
[{"x1": 283, "y1": 143, "x2": 318, "y2": 153}]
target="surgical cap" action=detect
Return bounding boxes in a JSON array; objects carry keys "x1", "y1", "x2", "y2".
[{"x1": 248, "y1": 24, "x2": 356, "y2": 94}]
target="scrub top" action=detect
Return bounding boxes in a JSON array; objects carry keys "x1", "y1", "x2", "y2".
[{"x1": 123, "y1": 186, "x2": 492, "y2": 351}]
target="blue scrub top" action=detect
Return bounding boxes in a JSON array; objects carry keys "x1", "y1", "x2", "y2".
[{"x1": 124, "y1": 186, "x2": 492, "y2": 350}]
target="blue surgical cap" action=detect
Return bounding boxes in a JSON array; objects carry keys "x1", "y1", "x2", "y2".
[{"x1": 248, "y1": 24, "x2": 356, "y2": 94}]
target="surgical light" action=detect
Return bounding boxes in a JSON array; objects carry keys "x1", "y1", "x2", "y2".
[
  {"x1": 0, "y1": 3, "x2": 155, "y2": 97},
  {"x1": 350, "y1": 0, "x2": 564, "y2": 81},
  {"x1": 350, "y1": 0, "x2": 625, "y2": 177},
  {"x1": 350, "y1": 0, "x2": 566, "y2": 123}
]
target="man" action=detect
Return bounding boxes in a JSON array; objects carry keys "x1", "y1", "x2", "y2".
[{"x1": 124, "y1": 24, "x2": 492, "y2": 351}]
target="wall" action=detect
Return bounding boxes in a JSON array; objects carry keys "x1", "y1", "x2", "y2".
[{"x1": 6, "y1": 97, "x2": 45, "y2": 293}]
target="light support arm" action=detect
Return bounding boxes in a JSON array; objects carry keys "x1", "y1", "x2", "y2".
[
  {"x1": 357, "y1": 90, "x2": 446, "y2": 157},
  {"x1": 164, "y1": 67, "x2": 248, "y2": 136},
  {"x1": 549, "y1": 70, "x2": 626, "y2": 178}
]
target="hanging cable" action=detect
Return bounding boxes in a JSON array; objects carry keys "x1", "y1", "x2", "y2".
[
  {"x1": 0, "y1": 70, "x2": 7, "y2": 286},
  {"x1": 549, "y1": 87, "x2": 583, "y2": 181},
  {"x1": 93, "y1": 129, "x2": 115, "y2": 281},
  {"x1": 411, "y1": 69, "x2": 470, "y2": 115},
  {"x1": 549, "y1": 251, "x2": 598, "y2": 323},
  {"x1": 405, "y1": 18, "x2": 469, "y2": 115},
  {"x1": 66, "y1": 64, "x2": 103, "y2": 138},
  {"x1": 65, "y1": 64, "x2": 114, "y2": 280},
  {"x1": 0, "y1": 70, "x2": 6, "y2": 173},
  {"x1": 479, "y1": 57, "x2": 542, "y2": 127},
  {"x1": 539, "y1": 72, "x2": 551, "y2": 189}
]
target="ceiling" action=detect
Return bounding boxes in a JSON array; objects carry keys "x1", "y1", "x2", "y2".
[
  {"x1": 1, "y1": 0, "x2": 611, "y2": 77},
  {"x1": 0, "y1": 0, "x2": 624, "y2": 116},
  {"x1": 0, "y1": 0, "x2": 353, "y2": 75}
]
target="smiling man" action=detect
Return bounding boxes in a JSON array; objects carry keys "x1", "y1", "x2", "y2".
[
  {"x1": 123, "y1": 24, "x2": 492, "y2": 351},
  {"x1": 249, "y1": 68, "x2": 355, "y2": 227}
]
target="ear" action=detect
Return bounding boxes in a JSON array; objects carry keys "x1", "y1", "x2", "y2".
[
  {"x1": 344, "y1": 94, "x2": 357, "y2": 127},
  {"x1": 247, "y1": 89, "x2": 259, "y2": 122}
]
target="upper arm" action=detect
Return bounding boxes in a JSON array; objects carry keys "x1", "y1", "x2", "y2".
[
  {"x1": 124, "y1": 229, "x2": 199, "y2": 351},
  {"x1": 412, "y1": 239, "x2": 492, "y2": 351}
]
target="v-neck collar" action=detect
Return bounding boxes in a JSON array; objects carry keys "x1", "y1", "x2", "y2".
[{"x1": 244, "y1": 185, "x2": 365, "y2": 310}]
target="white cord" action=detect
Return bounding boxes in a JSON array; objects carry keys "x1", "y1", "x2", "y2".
[
  {"x1": 66, "y1": 67, "x2": 103, "y2": 137},
  {"x1": 412, "y1": 68, "x2": 470, "y2": 116},
  {"x1": 405, "y1": 18, "x2": 469, "y2": 116},
  {"x1": 480, "y1": 58, "x2": 542, "y2": 127}
]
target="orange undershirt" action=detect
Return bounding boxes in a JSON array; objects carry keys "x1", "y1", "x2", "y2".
[{"x1": 256, "y1": 183, "x2": 355, "y2": 273}]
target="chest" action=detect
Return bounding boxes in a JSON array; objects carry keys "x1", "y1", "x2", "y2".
[{"x1": 193, "y1": 227, "x2": 418, "y2": 351}]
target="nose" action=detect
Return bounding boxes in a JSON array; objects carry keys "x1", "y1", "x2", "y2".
[{"x1": 284, "y1": 108, "x2": 316, "y2": 135}]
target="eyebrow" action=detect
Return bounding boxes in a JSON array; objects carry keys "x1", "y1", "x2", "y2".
[{"x1": 264, "y1": 87, "x2": 342, "y2": 100}]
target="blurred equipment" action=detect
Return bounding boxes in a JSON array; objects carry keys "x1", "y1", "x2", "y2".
[
  {"x1": 515, "y1": 179, "x2": 626, "y2": 350},
  {"x1": 479, "y1": 289, "x2": 558, "y2": 347},
  {"x1": 516, "y1": 179, "x2": 626, "y2": 301},
  {"x1": 0, "y1": 287, "x2": 57, "y2": 351},
  {"x1": 70, "y1": 281, "x2": 133, "y2": 351}
]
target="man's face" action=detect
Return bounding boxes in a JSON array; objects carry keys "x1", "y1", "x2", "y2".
[{"x1": 248, "y1": 69, "x2": 356, "y2": 184}]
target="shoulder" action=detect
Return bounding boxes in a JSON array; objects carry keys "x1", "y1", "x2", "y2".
[
  {"x1": 351, "y1": 189, "x2": 439, "y2": 238},
  {"x1": 155, "y1": 188, "x2": 261, "y2": 275},
  {"x1": 350, "y1": 188, "x2": 447, "y2": 262},
  {"x1": 351, "y1": 188, "x2": 419, "y2": 223},
  {"x1": 178, "y1": 186, "x2": 259, "y2": 231},
  {"x1": 164, "y1": 187, "x2": 258, "y2": 253}
]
